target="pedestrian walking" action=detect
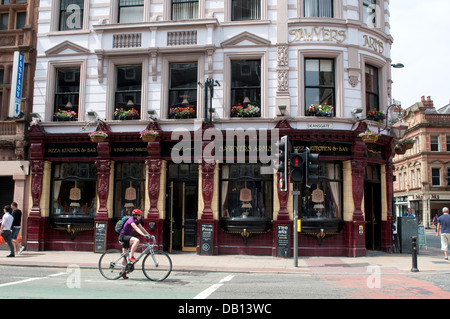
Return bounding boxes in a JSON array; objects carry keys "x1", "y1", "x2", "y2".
[
  {"x1": 433, "y1": 215, "x2": 439, "y2": 232},
  {"x1": 0, "y1": 205, "x2": 15, "y2": 257},
  {"x1": 11, "y1": 202, "x2": 24, "y2": 254},
  {"x1": 436, "y1": 207, "x2": 450, "y2": 261}
]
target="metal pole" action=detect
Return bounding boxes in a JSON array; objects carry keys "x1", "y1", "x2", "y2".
[
  {"x1": 293, "y1": 185, "x2": 300, "y2": 267},
  {"x1": 411, "y1": 236, "x2": 419, "y2": 272}
]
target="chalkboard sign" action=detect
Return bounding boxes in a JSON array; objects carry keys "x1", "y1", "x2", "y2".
[
  {"x1": 94, "y1": 222, "x2": 107, "y2": 253},
  {"x1": 200, "y1": 224, "x2": 213, "y2": 255},
  {"x1": 276, "y1": 225, "x2": 290, "y2": 257}
]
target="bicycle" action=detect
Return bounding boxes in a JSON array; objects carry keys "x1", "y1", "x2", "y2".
[{"x1": 98, "y1": 235, "x2": 172, "y2": 281}]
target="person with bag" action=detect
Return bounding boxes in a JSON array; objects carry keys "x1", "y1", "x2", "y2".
[
  {"x1": 11, "y1": 202, "x2": 24, "y2": 254},
  {"x1": 437, "y1": 207, "x2": 450, "y2": 261},
  {"x1": 118, "y1": 209, "x2": 151, "y2": 278},
  {"x1": 1, "y1": 205, "x2": 15, "y2": 257}
]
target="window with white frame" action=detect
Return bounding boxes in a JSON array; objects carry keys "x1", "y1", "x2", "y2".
[
  {"x1": 411, "y1": 170, "x2": 415, "y2": 188},
  {"x1": 168, "y1": 62, "x2": 198, "y2": 119},
  {"x1": 432, "y1": 168, "x2": 441, "y2": 186},
  {"x1": 230, "y1": 59, "x2": 261, "y2": 118},
  {"x1": 231, "y1": 0, "x2": 260, "y2": 21},
  {"x1": 54, "y1": 68, "x2": 80, "y2": 121},
  {"x1": 305, "y1": 58, "x2": 335, "y2": 115},
  {"x1": 431, "y1": 136, "x2": 439, "y2": 152},
  {"x1": 363, "y1": 0, "x2": 377, "y2": 27},
  {"x1": 59, "y1": 0, "x2": 84, "y2": 31},
  {"x1": 114, "y1": 65, "x2": 142, "y2": 120},
  {"x1": 118, "y1": 0, "x2": 143, "y2": 23},
  {"x1": 417, "y1": 168, "x2": 421, "y2": 187},
  {"x1": 171, "y1": 0, "x2": 198, "y2": 20},
  {"x1": 304, "y1": 0, "x2": 333, "y2": 17},
  {"x1": 365, "y1": 64, "x2": 379, "y2": 113}
]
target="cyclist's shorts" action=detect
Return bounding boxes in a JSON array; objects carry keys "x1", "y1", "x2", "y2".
[{"x1": 118, "y1": 234, "x2": 133, "y2": 249}]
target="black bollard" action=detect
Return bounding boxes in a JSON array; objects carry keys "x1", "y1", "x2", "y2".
[{"x1": 411, "y1": 236, "x2": 419, "y2": 272}]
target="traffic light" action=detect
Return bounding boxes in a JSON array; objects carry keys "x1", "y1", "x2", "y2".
[
  {"x1": 290, "y1": 150, "x2": 304, "y2": 183},
  {"x1": 275, "y1": 135, "x2": 289, "y2": 191},
  {"x1": 305, "y1": 147, "x2": 319, "y2": 188}
]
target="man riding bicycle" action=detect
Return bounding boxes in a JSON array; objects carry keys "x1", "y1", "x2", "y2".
[{"x1": 119, "y1": 209, "x2": 151, "y2": 268}]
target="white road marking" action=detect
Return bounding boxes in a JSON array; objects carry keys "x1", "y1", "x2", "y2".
[
  {"x1": 193, "y1": 275, "x2": 235, "y2": 299},
  {"x1": 0, "y1": 272, "x2": 66, "y2": 288}
]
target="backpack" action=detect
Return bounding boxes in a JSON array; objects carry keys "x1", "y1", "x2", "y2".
[{"x1": 115, "y1": 216, "x2": 130, "y2": 234}]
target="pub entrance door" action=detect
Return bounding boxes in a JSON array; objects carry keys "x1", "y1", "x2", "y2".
[
  {"x1": 364, "y1": 165, "x2": 382, "y2": 250},
  {"x1": 165, "y1": 164, "x2": 198, "y2": 252}
]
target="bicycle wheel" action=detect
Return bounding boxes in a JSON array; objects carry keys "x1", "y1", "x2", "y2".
[
  {"x1": 98, "y1": 249, "x2": 127, "y2": 280},
  {"x1": 142, "y1": 250, "x2": 172, "y2": 281}
]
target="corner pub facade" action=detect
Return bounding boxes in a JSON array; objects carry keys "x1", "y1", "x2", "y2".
[{"x1": 28, "y1": 0, "x2": 397, "y2": 257}]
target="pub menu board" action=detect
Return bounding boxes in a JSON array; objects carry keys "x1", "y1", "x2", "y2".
[
  {"x1": 276, "y1": 225, "x2": 290, "y2": 257},
  {"x1": 200, "y1": 224, "x2": 213, "y2": 255},
  {"x1": 94, "y1": 222, "x2": 107, "y2": 253}
]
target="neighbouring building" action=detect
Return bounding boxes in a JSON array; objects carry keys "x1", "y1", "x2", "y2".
[
  {"x1": 393, "y1": 96, "x2": 450, "y2": 228},
  {"x1": 0, "y1": 0, "x2": 38, "y2": 242},
  {"x1": 28, "y1": 0, "x2": 399, "y2": 256}
]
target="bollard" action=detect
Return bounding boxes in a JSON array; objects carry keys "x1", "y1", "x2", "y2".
[{"x1": 411, "y1": 236, "x2": 419, "y2": 272}]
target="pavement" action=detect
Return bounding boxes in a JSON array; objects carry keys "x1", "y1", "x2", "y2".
[{"x1": 1, "y1": 231, "x2": 449, "y2": 275}]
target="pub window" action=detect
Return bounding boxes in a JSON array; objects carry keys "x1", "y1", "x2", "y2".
[
  {"x1": 168, "y1": 62, "x2": 197, "y2": 119},
  {"x1": 114, "y1": 65, "x2": 142, "y2": 120},
  {"x1": 51, "y1": 163, "x2": 97, "y2": 216},
  {"x1": 363, "y1": 0, "x2": 377, "y2": 27},
  {"x1": 221, "y1": 164, "x2": 273, "y2": 220},
  {"x1": 432, "y1": 168, "x2": 441, "y2": 186},
  {"x1": 365, "y1": 64, "x2": 379, "y2": 113},
  {"x1": 231, "y1": 0, "x2": 260, "y2": 21},
  {"x1": 230, "y1": 59, "x2": 261, "y2": 118},
  {"x1": 114, "y1": 162, "x2": 145, "y2": 218},
  {"x1": 54, "y1": 68, "x2": 80, "y2": 121},
  {"x1": 304, "y1": 0, "x2": 333, "y2": 18},
  {"x1": 59, "y1": 0, "x2": 84, "y2": 31},
  {"x1": 299, "y1": 162, "x2": 342, "y2": 219},
  {"x1": 171, "y1": 0, "x2": 198, "y2": 20},
  {"x1": 430, "y1": 136, "x2": 439, "y2": 152},
  {"x1": 305, "y1": 58, "x2": 335, "y2": 115},
  {"x1": 118, "y1": 0, "x2": 144, "y2": 23}
]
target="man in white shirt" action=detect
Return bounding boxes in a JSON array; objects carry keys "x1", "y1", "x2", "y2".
[{"x1": 1, "y1": 205, "x2": 15, "y2": 257}]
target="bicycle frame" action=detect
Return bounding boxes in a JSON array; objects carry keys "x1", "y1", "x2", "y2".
[{"x1": 122, "y1": 236, "x2": 158, "y2": 265}]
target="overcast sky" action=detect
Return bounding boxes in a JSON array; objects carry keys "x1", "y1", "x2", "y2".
[{"x1": 389, "y1": 1, "x2": 450, "y2": 109}]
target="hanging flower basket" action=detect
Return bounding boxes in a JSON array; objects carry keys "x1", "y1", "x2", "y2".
[
  {"x1": 398, "y1": 138, "x2": 415, "y2": 150},
  {"x1": 394, "y1": 146, "x2": 406, "y2": 155},
  {"x1": 89, "y1": 130, "x2": 108, "y2": 143},
  {"x1": 358, "y1": 130, "x2": 380, "y2": 144},
  {"x1": 140, "y1": 129, "x2": 159, "y2": 142}
]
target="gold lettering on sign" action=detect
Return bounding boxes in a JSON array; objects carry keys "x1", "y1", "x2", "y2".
[
  {"x1": 363, "y1": 35, "x2": 384, "y2": 53},
  {"x1": 289, "y1": 27, "x2": 346, "y2": 44}
]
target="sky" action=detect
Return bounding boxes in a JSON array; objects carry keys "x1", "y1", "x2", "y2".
[{"x1": 389, "y1": 1, "x2": 450, "y2": 110}]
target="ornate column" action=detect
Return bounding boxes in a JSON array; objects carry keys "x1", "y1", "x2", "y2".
[
  {"x1": 348, "y1": 159, "x2": 367, "y2": 257},
  {"x1": 95, "y1": 159, "x2": 111, "y2": 220},
  {"x1": 201, "y1": 159, "x2": 215, "y2": 220},
  {"x1": 146, "y1": 159, "x2": 161, "y2": 217},
  {"x1": 27, "y1": 158, "x2": 45, "y2": 251}
]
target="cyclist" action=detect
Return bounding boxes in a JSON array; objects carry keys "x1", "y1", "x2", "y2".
[{"x1": 119, "y1": 209, "x2": 151, "y2": 267}]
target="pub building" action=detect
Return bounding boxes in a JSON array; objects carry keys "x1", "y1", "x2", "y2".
[
  {"x1": 27, "y1": 118, "x2": 398, "y2": 257},
  {"x1": 28, "y1": 0, "x2": 399, "y2": 257}
]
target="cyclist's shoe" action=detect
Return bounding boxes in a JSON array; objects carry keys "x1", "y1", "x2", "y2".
[
  {"x1": 122, "y1": 272, "x2": 129, "y2": 279},
  {"x1": 129, "y1": 256, "x2": 137, "y2": 263}
]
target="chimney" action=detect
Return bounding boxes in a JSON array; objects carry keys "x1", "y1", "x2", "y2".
[{"x1": 421, "y1": 96, "x2": 434, "y2": 108}]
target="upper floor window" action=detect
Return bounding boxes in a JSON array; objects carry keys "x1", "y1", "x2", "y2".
[
  {"x1": 304, "y1": 0, "x2": 333, "y2": 18},
  {"x1": 168, "y1": 63, "x2": 197, "y2": 119},
  {"x1": 365, "y1": 64, "x2": 379, "y2": 113},
  {"x1": 118, "y1": 0, "x2": 143, "y2": 23},
  {"x1": 431, "y1": 136, "x2": 439, "y2": 152},
  {"x1": 231, "y1": 0, "x2": 260, "y2": 21},
  {"x1": 0, "y1": 13, "x2": 8, "y2": 30},
  {"x1": 305, "y1": 58, "x2": 335, "y2": 115},
  {"x1": 432, "y1": 168, "x2": 441, "y2": 186},
  {"x1": 16, "y1": 11, "x2": 26, "y2": 29},
  {"x1": 446, "y1": 135, "x2": 450, "y2": 151},
  {"x1": 59, "y1": 0, "x2": 84, "y2": 31},
  {"x1": 230, "y1": 59, "x2": 261, "y2": 118},
  {"x1": 172, "y1": 0, "x2": 198, "y2": 20},
  {"x1": 363, "y1": 0, "x2": 377, "y2": 27},
  {"x1": 114, "y1": 65, "x2": 142, "y2": 120},
  {"x1": 54, "y1": 68, "x2": 80, "y2": 121},
  {"x1": 447, "y1": 168, "x2": 450, "y2": 186}
]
